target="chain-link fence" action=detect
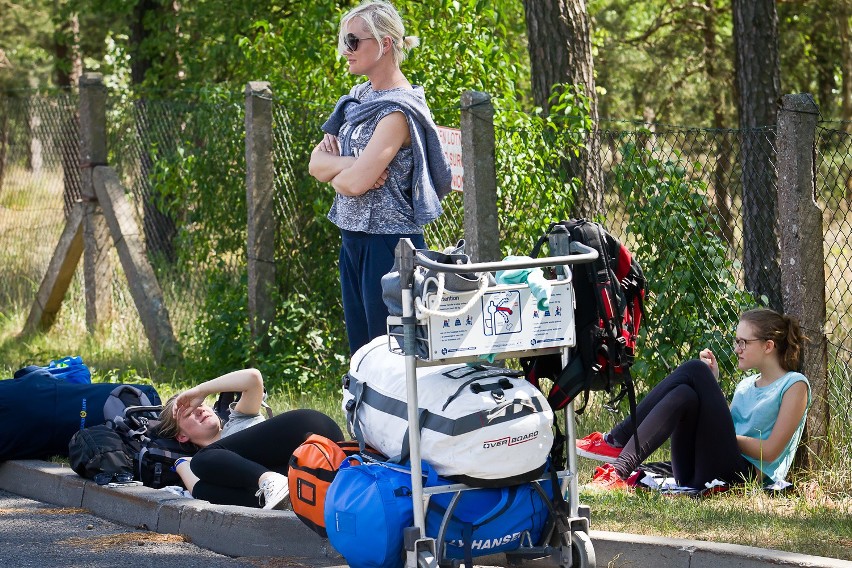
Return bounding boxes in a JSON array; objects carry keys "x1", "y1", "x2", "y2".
[
  {"x1": 815, "y1": 123, "x2": 852, "y2": 471},
  {"x1": 0, "y1": 93, "x2": 79, "y2": 314},
  {"x1": 1, "y1": 88, "x2": 850, "y2": 474}
]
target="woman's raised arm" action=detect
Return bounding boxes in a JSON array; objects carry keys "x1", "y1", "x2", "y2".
[{"x1": 172, "y1": 368, "x2": 265, "y2": 418}]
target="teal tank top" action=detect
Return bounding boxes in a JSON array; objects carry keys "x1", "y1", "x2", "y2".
[{"x1": 729, "y1": 371, "x2": 810, "y2": 483}]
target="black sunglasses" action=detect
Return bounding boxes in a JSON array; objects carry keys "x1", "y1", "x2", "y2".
[
  {"x1": 94, "y1": 471, "x2": 134, "y2": 485},
  {"x1": 344, "y1": 33, "x2": 377, "y2": 52}
]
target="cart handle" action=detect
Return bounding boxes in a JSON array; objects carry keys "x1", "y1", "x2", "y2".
[
  {"x1": 414, "y1": 272, "x2": 490, "y2": 318},
  {"x1": 412, "y1": 241, "x2": 598, "y2": 274}
]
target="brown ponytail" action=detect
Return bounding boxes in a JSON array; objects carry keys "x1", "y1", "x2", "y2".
[{"x1": 740, "y1": 308, "x2": 806, "y2": 371}]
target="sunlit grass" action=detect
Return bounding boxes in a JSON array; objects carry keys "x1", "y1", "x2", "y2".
[{"x1": 581, "y1": 481, "x2": 852, "y2": 560}]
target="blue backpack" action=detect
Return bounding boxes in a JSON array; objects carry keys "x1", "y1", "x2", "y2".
[
  {"x1": 45, "y1": 356, "x2": 92, "y2": 384},
  {"x1": 324, "y1": 456, "x2": 553, "y2": 568}
]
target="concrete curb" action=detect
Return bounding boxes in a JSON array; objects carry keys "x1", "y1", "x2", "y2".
[
  {"x1": 0, "y1": 460, "x2": 343, "y2": 563},
  {"x1": 1, "y1": 459, "x2": 849, "y2": 568},
  {"x1": 588, "y1": 531, "x2": 852, "y2": 568}
]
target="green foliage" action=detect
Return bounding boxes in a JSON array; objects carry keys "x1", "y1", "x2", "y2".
[
  {"x1": 614, "y1": 140, "x2": 758, "y2": 392},
  {"x1": 589, "y1": 0, "x2": 736, "y2": 124},
  {"x1": 495, "y1": 84, "x2": 593, "y2": 254},
  {"x1": 145, "y1": 91, "x2": 247, "y2": 264},
  {"x1": 0, "y1": 0, "x2": 55, "y2": 90},
  {"x1": 117, "y1": 0, "x2": 535, "y2": 395},
  {"x1": 180, "y1": 265, "x2": 346, "y2": 397},
  {"x1": 180, "y1": 266, "x2": 251, "y2": 379},
  {"x1": 251, "y1": 293, "x2": 349, "y2": 397}
]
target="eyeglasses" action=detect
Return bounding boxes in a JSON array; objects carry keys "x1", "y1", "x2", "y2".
[
  {"x1": 343, "y1": 33, "x2": 377, "y2": 52},
  {"x1": 733, "y1": 337, "x2": 763, "y2": 351},
  {"x1": 94, "y1": 471, "x2": 135, "y2": 485}
]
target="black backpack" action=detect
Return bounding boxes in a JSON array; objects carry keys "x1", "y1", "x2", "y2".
[
  {"x1": 110, "y1": 405, "x2": 198, "y2": 489},
  {"x1": 69, "y1": 404, "x2": 197, "y2": 488},
  {"x1": 68, "y1": 425, "x2": 134, "y2": 481},
  {"x1": 522, "y1": 219, "x2": 646, "y2": 416}
]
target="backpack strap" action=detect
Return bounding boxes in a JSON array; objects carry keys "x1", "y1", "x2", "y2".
[
  {"x1": 623, "y1": 369, "x2": 641, "y2": 458},
  {"x1": 529, "y1": 220, "x2": 560, "y2": 259},
  {"x1": 103, "y1": 385, "x2": 153, "y2": 425}
]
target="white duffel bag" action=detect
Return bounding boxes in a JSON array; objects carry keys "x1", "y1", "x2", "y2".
[{"x1": 343, "y1": 336, "x2": 554, "y2": 487}]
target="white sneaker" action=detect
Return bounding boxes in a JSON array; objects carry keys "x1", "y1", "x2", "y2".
[{"x1": 256, "y1": 473, "x2": 289, "y2": 510}]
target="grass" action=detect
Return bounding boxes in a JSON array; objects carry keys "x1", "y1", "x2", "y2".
[{"x1": 580, "y1": 483, "x2": 852, "y2": 560}]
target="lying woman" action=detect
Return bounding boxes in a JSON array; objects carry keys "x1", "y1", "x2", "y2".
[
  {"x1": 577, "y1": 308, "x2": 810, "y2": 491},
  {"x1": 158, "y1": 369, "x2": 343, "y2": 508}
]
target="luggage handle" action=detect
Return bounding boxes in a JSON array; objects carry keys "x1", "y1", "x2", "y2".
[
  {"x1": 413, "y1": 241, "x2": 598, "y2": 274},
  {"x1": 414, "y1": 272, "x2": 490, "y2": 318}
]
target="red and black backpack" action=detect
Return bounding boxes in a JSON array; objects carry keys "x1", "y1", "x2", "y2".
[{"x1": 522, "y1": 219, "x2": 646, "y2": 417}]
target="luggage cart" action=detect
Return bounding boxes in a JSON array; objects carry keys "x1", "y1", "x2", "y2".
[{"x1": 388, "y1": 226, "x2": 599, "y2": 568}]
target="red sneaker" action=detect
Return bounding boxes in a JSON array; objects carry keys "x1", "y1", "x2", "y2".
[
  {"x1": 576, "y1": 432, "x2": 622, "y2": 463},
  {"x1": 587, "y1": 463, "x2": 631, "y2": 491}
]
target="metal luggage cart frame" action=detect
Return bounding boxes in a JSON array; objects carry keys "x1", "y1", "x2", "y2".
[{"x1": 389, "y1": 227, "x2": 599, "y2": 568}]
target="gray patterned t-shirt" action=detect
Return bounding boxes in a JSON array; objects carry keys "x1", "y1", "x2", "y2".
[{"x1": 327, "y1": 83, "x2": 421, "y2": 234}]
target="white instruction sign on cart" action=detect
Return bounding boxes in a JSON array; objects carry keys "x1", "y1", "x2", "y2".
[{"x1": 424, "y1": 280, "x2": 575, "y2": 360}]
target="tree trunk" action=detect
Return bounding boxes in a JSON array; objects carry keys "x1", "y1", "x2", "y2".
[
  {"x1": 839, "y1": 1, "x2": 852, "y2": 130},
  {"x1": 732, "y1": 0, "x2": 783, "y2": 312},
  {"x1": 811, "y1": 1, "x2": 838, "y2": 114},
  {"x1": 523, "y1": 0, "x2": 604, "y2": 220},
  {"x1": 703, "y1": 0, "x2": 734, "y2": 244},
  {"x1": 26, "y1": 76, "x2": 43, "y2": 174}
]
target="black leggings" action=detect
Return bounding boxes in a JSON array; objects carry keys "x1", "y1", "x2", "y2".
[
  {"x1": 189, "y1": 408, "x2": 343, "y2": 507},
  {"x1": 610, "y1": 359, "x2": 754, "y2": 488}
]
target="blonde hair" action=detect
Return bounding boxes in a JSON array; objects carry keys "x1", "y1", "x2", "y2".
[
  {"x1": 157, "y1": 395, "x2": 181, "y2": 440},
  {"x1": 338, "y1": 0, "x2": 419, "y2": 65}
]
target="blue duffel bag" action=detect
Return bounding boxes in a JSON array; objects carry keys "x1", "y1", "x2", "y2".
[
  {"x1": 425, "y1": 475, "x2": 553, "y2": 566},
  {"x1": 44, "y1": 356, "x2": 92, "y2": 384},
  {"x1": 325, "y1": 456, "x2": 414, "y2": 568},
  {"x1": 324, "y1": 456, "x2": 553, "y2": 568}
]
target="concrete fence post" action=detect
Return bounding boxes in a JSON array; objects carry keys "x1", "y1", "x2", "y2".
[
  {"x1": 776, "y1": 93, "x2": 829, "y2": 463},
  {"x1": 460, "y1": 91, "x2": 500, "y2": 262},
  {"x1": 78, "y1": 72, "x2": 113, "y2": 331},
  {"x1": 245, "y1": 81, "x2": 277, "y2": 350}
]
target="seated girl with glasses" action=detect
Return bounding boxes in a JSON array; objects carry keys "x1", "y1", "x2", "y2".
[
  {"x1": 158, "y1": 369, "x2": 342, "y2": 509},
  {"x1": 576, "y1": 308, "x2": 811, "y2": 491}
]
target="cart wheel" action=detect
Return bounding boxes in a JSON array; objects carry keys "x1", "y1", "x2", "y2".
[{"x1": 567, "y1": 530, "x2": 596, "y2": 568}]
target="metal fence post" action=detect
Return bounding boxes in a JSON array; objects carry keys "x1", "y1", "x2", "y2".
[
  {"x1": 460, "y1": 91, "x2": 500, "y2": 262},
  {"x1": 245, "y1": 81, "x2": 277, "y2": 350},
  {"x1": 78, "y1": 72, "x2": 113, "y2": 331},
  {"x1": 776, "y1": 93, "x2": 829, "y2": 463}
]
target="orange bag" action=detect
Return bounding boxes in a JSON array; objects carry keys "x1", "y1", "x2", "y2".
[{"x1": 288, "y1": 435, "x2": 363, "y2": 537}]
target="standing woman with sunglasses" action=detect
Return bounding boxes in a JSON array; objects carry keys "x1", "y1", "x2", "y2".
[
  {"x1": 576, "y1": 308, "x2": 811, "y2": 491},
  {"x1": 309, "y1": 0, "x2": 451, "y2": 355}
]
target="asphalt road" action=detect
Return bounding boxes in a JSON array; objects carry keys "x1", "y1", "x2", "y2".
[{"x1": 0, "y1": 488, "x2": 322, "y2": 568}]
